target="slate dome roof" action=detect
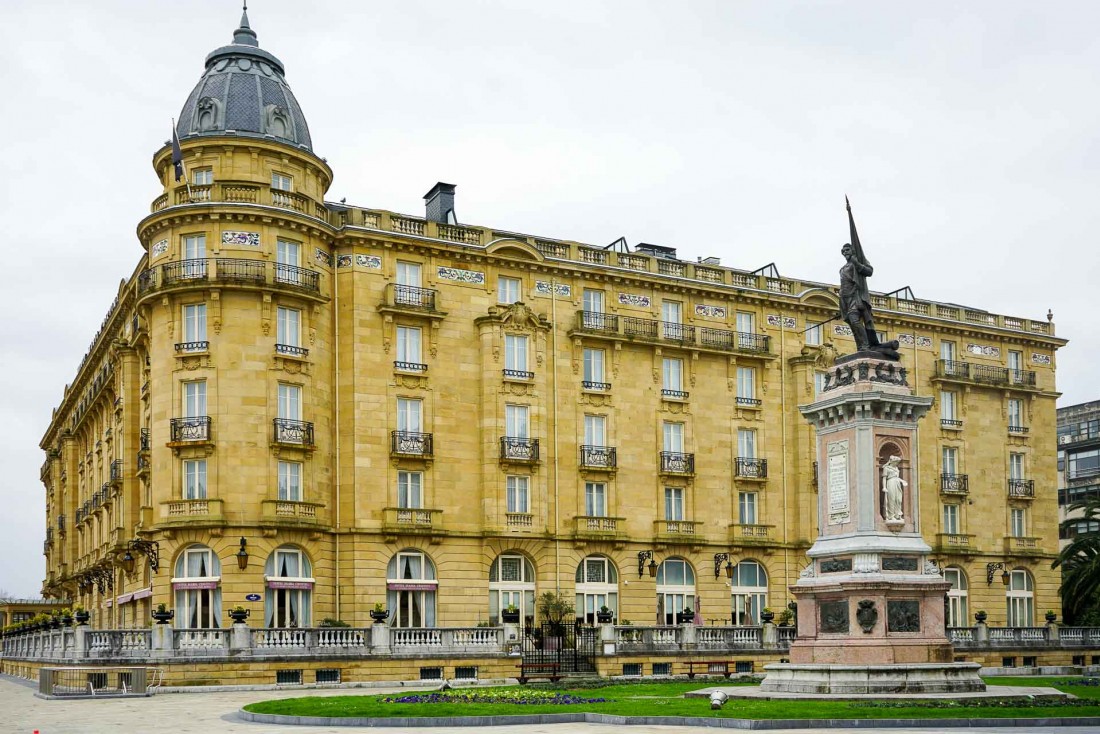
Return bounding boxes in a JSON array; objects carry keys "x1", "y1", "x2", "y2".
[{"x1": 175, "y1": 9, "x2": 312, "y2": 151}]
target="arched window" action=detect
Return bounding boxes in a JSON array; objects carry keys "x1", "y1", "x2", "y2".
[
  {"x1": 575, "y1": 555, "x2": 618, "y2": 624},
  {"x1": 656, "y1": 558, "x2": 696, "y2": 625},
  {"x1": 264, "y1": 546, "x2": 313, "y2": 628},
  {"x1": 1006, "y1": 569, "x2": 1034, "y2": 626},
  {"x1": 173, "y1": 544, "x2": 221, "y2": 629},
  {"x1": 489, "y1": 553, "x2": 536, "y2": 625},
  {"x1": 945, "y1": 566, "x2": 968, "y2": 627},
  {"x1": 731, "y1": 560, "x2": 768, "y2": 626},
  {"x1": 386, "y1": 550, "x2": 437, "y2": 627}
]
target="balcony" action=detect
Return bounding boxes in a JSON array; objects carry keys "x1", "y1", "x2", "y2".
[
  {"x1": 506, "y1": 513, "x2": 533, "y2": 529},
  {"x1": 500, "y1": 437, "x2": 539, "y2": 463},
  {"x1": 216, "y1": 257, "x2": 266, "y2": 283},
  {"x1": 1004, "y1": 536, "x2": 1042, "y2": 555},
  {"x1": 174, "y1": 341, "x2": 209, "y2": 353},
  {"x1": 582, "y1": 380, "x2": 611, "y2": 391},
  {"x1": 660, "y1": 321, "x2": 695, "y2": 344},
  {"x1": 152, "y1": 180, "x2": 329, "y2": 219},
  {"x1": 273, "y1": 263, "x2": 321, "y2": 293},
  {"x1": 575, "y1": 311, "x2": 619, "y2": 335},
  {"x1": 260, "y1": 500, "x2": 326, "y2": 528},
  {"x1": 391, "y1": 284, "x2": 437, "y2": 311},
  {"x1": 502, "y1": 369, "x2": 534, "y2": 381},
  {"x1": 170, "y1": 416, "x2": 211, "y2": 443},
  {"x1": 661, "y1": 389, "x2": 689, "y2": 400},
  {"x1": 394, "y1": 361, "x2": 428, "y2": 373},
  {"x1": 654, "y1": 519, "x2": 703, "y2": 541},
  {"x1": 1008, "y1": 425, "x2": 1029, "y2": 435},
  {"x1": 383, "y1": 507, "x2": 443, "y2": 535},
  {"x1": 159, "y1": 498, "x2": 225, "y2": 527},
  {"x1": 574, "y1": 515, "x2": 626, "y2": 540},
  {"x1": 729, "y1": 524, "x2": 774, "y2": 545},
  {"x1": 57, "y1": 514, "x2": 65, "y2": 535},
  {"x1": 579, "y1": 445, "x2": 617, "y2": 470},
  {"x1": 1008, "y1": 479, "x2": 1035, "y2": 499},
  {"x1": 736, "y1": 397, "x2": 762, "y2": 408},
  {"x1": 275, "y1": 344, "x2": 309, "y2": 358},
  {"x1": 391, "y1": 431, "x2": 433, "y2": 457},
  {"x1": 935, "y1": 360, "x2": 1037, "y2": 389},
  {"x1": 941, "y1": 418, "x2": 963, "y2": 430},
  {"x1": 571, "y1": 312, "x2": 771, "y2": 357},
  {"x1": 660, "y1": 451, "x2": 694, "y2": 475},
  {"x1": 734, "y1": 458, "x2": 768, "y2": 480},
  {"x1": 109, "y1": 459, "x2": 123, "y2": 483},
  {"x1": 137, "y1": 258, "x2": 323, "y2": 300},
  {"x1": 139, "y1": 428, "x2": 150, "y2": 451},
  {"x1": 700, "y1": 328, "x2": 770, "y2": 355},
  {"x1": 940, "y1": 473, "x2": 969, "y2": 495},
  {"x1": 623, "y1": 316, "x2": 658, "y2": 339},
  {"x1": 273, "y1": 419, "x2": 315, "y2": 447},
  {"x1": 934, "y1": 533, "x2": 978, "y2": 555}
]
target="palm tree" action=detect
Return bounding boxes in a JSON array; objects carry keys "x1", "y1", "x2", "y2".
[{"x1": 1052, "y1": 499, "x2": 1100, "y2": 622}]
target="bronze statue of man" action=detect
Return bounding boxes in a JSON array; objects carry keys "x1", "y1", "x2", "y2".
[{"x1": 839, "y1": 241, "x2": 878, "y2": 352}]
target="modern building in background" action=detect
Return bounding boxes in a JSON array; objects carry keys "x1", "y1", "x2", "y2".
[
  {"x1": 1058, "y1": 400, "x2": 1100, "y2": 549},
  {"x1": 37, "y1": 10, "x2": 1066, "y2": 634}
]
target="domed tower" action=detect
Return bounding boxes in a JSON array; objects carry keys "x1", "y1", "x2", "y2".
[{"x1": 133, "y1": 8, "x2": 336, "y2": 629}]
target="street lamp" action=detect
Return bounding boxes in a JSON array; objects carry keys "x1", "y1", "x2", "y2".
[
  {"x1": 714, "y1": 552, "x2": 734, "y2": 579},
  {"x1": 637, "y1": 550, "x2": 657, "y2": 578},
  {"x1": 236, "y1": 537, "x2": 249, "y2": 570}
]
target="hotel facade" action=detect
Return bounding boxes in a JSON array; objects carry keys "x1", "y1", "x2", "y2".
[{"x1": 37, "y1": 11, "x2": 1066, "y2": 637}]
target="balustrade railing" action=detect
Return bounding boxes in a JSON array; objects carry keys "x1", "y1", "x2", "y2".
[
  {"x1": 735, "y1": 457, "x2": 767, "y2": 479},
  {"x1": 273, "y1": 418, "x2": 314, "y2": 446},
  {"x1": 579, "y1": 445, "x2": 617, "y2": 469},
  {"x1": 660, "y1": 451, "x2": 694, "y2": 475},
  {"x1": 391, "y1": 430, "x2": 434, "y2": 457},
  {"x1": 170, "y1": 416, "x2": 211, "y2": 442}
]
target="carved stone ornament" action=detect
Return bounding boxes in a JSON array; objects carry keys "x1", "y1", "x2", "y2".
[
  {"x1": 923, "y1": 559, "x2": 942, "y2": 576},
  {"x1": 887, "y1": 600, "x2": 921, "y2": 632},
  {"x1": 820, "y1": 601, "x2": 849, "y2": 633},
  {"x1": 263, "y1": 103, "x2": 292, "y2": 138},
  {"x1": 194, "y1": 96, "x2": 225, "y2": 132},
  {"x1": 799, "y1": 563, "x2": 816, "y2": 578},
  {"x1": 856, "y1": 599, "x2": 878, "y2": 633}
]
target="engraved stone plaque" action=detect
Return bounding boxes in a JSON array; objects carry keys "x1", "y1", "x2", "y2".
[
  {"x1": 827, "y1": 440, "x2": 850, "y2": 524},
  {"x1": 882, "y1": 556, "x2": 918, "y2": 572},
  {"x1": 820, "y1": 558, "x2": 853, "y2": 573},
  {"x1": 887, "y1": 600, "x2": 921, "y2": 632},
  {"x1": 820, "y1": 600, "x2": 850, "y2": 633}
]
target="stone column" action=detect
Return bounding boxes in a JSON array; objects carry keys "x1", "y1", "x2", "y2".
[
  {"x1": 1046, "y1": 621, "x2": 1060, "y2": 642},
  {"x1": 72, "y1": 625, "x2": 91, "y2": 661},
  {"x1": 679, "y1": 621, "x2": 696, "y2": 651},
  {"x1": 974, "y1": 619, "x2": 989, "y2": 645},
  {"x1": 229, "y1": 622, "x2": 252, "y2": 652},
  {"x1": 503, "y1": 622, "x2": 521, "y2": 655},
  {"x1": 150, "y1": 623, "x2": 174, "y2": 655},
  {"x1": 599, "y1": 622, "x2": 616, "y2": 656},
  {"x1": 762, "y1": 621, "x2": 778, "y2": 650},
  {"x1": 370, "y1": 622, "x2": 391, "y2": 654}
]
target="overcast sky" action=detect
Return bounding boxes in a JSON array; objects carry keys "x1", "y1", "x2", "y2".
[{"x1": 0, "y1": 1, "x2": 1096, "y2": 597}]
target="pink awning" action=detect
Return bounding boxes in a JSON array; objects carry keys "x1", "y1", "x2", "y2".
[{"x1": 266, "y1": 580, "x2": 313, "y2": 590}]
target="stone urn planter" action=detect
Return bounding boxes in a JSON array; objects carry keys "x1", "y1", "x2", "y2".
[
  {"x1": 370, "y1": 609, "x2": 390, "y2": 623},
  {"x1": 1045, "y1": 611, "x2": 1057, "y2": 623},
  {"x1": 501, "y1": 608, "x2": 521, "y2": 624},
  {"x1": 60, "y1": 613, "x2": 73, "y2": 627},
  {"x1": 596, "y1": 609, "x2": 614, "y2": 624},
  {"x1": 760, "y1": 609, "x2": 776, "y2": 624},
  {"x1": 74, "y1": 610, "x2": 90, "y2": 625},
  {"x1": 677, "y1": 610, "x2": 695, "y2": 625},
  {"x1": 974, "y1": 610, "x2": 988, "y2": 623},
  {"x1": 228, "y1": 608, "x2": 250, "y2": 624},
  {"x1": 152, "y1": 609, "x2": 175, "y2": 625}
]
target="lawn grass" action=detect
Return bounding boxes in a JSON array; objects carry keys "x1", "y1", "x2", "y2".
[{"x1": 243, "y1": 676, "x2": 1100, "y2": 720}]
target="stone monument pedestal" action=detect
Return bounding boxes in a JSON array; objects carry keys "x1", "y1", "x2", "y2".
[{"x1": 761, "y1": 356, "x2": 984, "y2": 694}]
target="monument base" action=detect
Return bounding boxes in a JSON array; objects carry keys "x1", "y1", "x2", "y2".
[{"x1": 760, "y1": 662, "x2": 986, "y2": 694}]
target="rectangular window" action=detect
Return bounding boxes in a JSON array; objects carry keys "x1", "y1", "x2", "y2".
[
  {"x1": 1008, "y1": 350, "x2": 1023, "y2": 371},
  {"x1": 661, "y1": 300, "x2": 682, "y2": 324},
  {"x1": 276, "y1": 307, "x2": 300, "y2": 347},
  {"x1": 398, "y1": 471, "x2": 423, "y2": 509},
  {"x1": 585, "y1": 482, "x2": 607, "y2": 517},
  {"x1": 506, "y1": 475, "x2": 529, "y2": 513},
  {"x1": 736, "y1": 367, "x2": 755, "y2": 401},
  {"x1": 736, "y1": 311, "x2": 755, "y2": 334},
  {"x1": 504, "y1": 334, "x2": 528, "y2": 372},
  {"x1": 663, "y1": 422, "x2": 684, "y2": 453},
  {"x1": 941, "y1": 340, "x2": 956, "y2": 362},
  {"x1": 276, "y1": 239, "x2": 300, "y2": 266},
  {"x1": 583, "y1": 414, "x2": 606, "y2": 446},
  {"x1": 739, "y1": 491, "x2": 757, "y2": 525},
  {"x1": 1069, "y1": 448, "x2": 1100, "y2": 480},
  {"x1": 943, "y1": 504, "x2": 959, "y2": 534},
  {"x1": 814, "y1": 372, "x2": 828, "y2": 397},
  {"x1": 498, "y1": 276, "x2": 521, "y2": 304},
  {"x1": 193, "y1": 169, "x2": 213, "y2": 185},
  {"x1": 397, "y1": 398, "x2": 422, "y2": 433},
  {"x1": 183, "y1": 459, "x2": 207, "y2": 500},
  {"x1": 183, "y1": 304, "x2": 207, "y2": 344},
  {"x1": 271, "y1": 172, "x2": 293, "y2": 191},
  {"x1": 582, "y1": 288, "x2": 604, "y2": 314},
  {"x1": 1011, "y1": 508, "x2": 1026, "y2": 538},
  {"x1": 278, "y1": 383, "x2": 302, "y2": 421},
  {"x1": 940, "y1": 391, "x2": 957, "y2": 421},
  {"x1": 505, "y1": 404, "x2": 529, "y2": 438},
  {"x1": 737, "y1": 429, "x2": 757, "y2": 459},
  {"x1": 582, "y1": 348, "x2": 605, "y2": 384},
  {"x1": 942, "y1": 446, "x2": 958, "y2": 475},
  {"x1": 396, "y1": 261, "x2": 421, "y2": 287},
  {"x1": 1008, "y1": 399, "x2": 1023, "y2": 429},
  {"x1": 182, "y1": 381, "x2": 207, "y2": 417},
  {"x1": 805, "y1": 322, "x2": 822, "y2": 346},
  {"x1": 1009, "y1": 453, "x2": 1025, "y2": 480},
  {"x1": 278, "y1": 461, "x2": 302, "y2": 501},
  {"x1": 664, "y1": 487, "x2": 684, "y2": 521},
  {"x1": 662, "y1": 358, "x2": 683, "y2": 392},
  {"x1": 396, "y1": 326, "x2": 422, "y2": 364},
  {"x1": 183, "y1": 234, "x2": 206, "y2": 260}
]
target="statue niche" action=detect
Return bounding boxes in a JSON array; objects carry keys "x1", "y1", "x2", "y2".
[
  {"x1": 878, "y1": 443, "x2": 907, "y2": 528},
  {"x1": 194, "y1": 96, "x2": 225, "y2": 133},
  {"x1": 263, "y1": 104, "x2": 291, "y2": 138}
]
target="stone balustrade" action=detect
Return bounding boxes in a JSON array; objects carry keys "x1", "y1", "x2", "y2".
[{"x1": 947, "y1": 623, "x2": 1100, "y2": 649}]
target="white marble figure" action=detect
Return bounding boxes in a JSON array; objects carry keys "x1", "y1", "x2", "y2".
[{"x1": 882, "y1": 455, "x2": 906, "y2": 522}]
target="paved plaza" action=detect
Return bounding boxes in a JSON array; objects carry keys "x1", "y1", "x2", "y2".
[{"x1": 3, "y1": 674, "x2": 1099, "y2": 734}]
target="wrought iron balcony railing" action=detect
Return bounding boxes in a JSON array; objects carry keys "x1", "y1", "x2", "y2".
[
  {"x1": 661, "y1": 321, "x2": 695, "y2": 344},
  {"x1": 1008, "y1": 425, "x2": 1029, "y2": 434},
  {"x1": 937, "y1": 359, "x2": 970, "y2": 379},
  {"x1": 736, "y1": 396, "x2": 762, "y2": 407},
  {"x1": 273, "y1": 263, "x2": 321, "y2": 293},
  {"x1": 662, "y1": 389, "x2": 689, "y2": 400},
  {"x1": 174, "y1": 341, "x2": 209, "y2": 353},
  {"x1": 623, "y1": 316, "x2": 658, "y2": 339},
  {"x1": 162, "y1": 258, "x2": 209, "y2": 286},
  {"x1": 394, "y1": 361, "x2": 428, "y2": 372},
  {"x1": 139, "y1": 428, "x2": 150, "y2": 451},
  {"x1": 170, "y1": 416, "x2": 211, "y2": 442},
  {"x1": 579, "y1": 445, "x2": 617, "y2": 469},
  {"x1": 392, "y1": 284, "x2": 437, "y2": 310},
  {"x1": 941, "y1": 418, "x2": 963, "y2": 428},
  {"x1": 391, "y1": 431, "x2": 433, "y2": 457},
  {"x1": 500, "y1": 436, "x2": 539, "y2": 462},
  {"x1": 109, "y1": 460, "x2": 123, "y2": 483},
  {"x1": 660, "y1": 451, "x2": 694, "y2": 475},
  {"x1": 273, "y1": 419, "x2": 315, "y2": 446},
  {"x1": 577, "y1": 311, "x2": 619, "y2": 334},
  {"x1": 503, "y1": 369, "x2": 534, "y2": 380},
  {"x1": 275, "y1": 344, "x2": 309, "y2": 357},
  {"x1": 937, "y1": 359, "x2": 1036, "y2": 388},
  {"x1": 941, "y1": 473, "x2": 969, "y2": 494},
  {"x1": 735, "y1": 457, "x2": 768, "y2": 479},
  {"x1": 582, "y1": 380, "x2": 611, "y2": 391},
  {"x1": 57, "y1": 514, "x2": 65, "y2": 534},
  {"x1": 1008, "y1": 479, "x2": 1035, "y2": 498},
  {"x1": 216, "y1": 257, "x2": 266, "y2": 283}
]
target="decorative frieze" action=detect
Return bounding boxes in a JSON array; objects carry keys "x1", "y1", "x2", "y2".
[
  {"x1": 151, "y1": 239, "x2": 168, "y2": 257},
  {"x1": 338, "y1": 254, "x2": 382, "y2": 269},
  {"x1": 337, "y1": 255, "x2": 351, "y2": 268},
  {"x1": 221, "y1": 231, "x2": 260, "y2": 247},
  {"x1": 438, "y1": 266, "x2": 485, "y2": 285},
  {"x1": 695, "y1": 304, "x2": 727, "y2": 319},
  {"x1": 833, "y1": 324, "x2": 853, "y2": 337},
  {"x1": 535, "y1": 281, "x2": 570, "y2": 297},
  {"x1": 1031, "y1": 353, "x2": 1051, "y2": 366},
  {"x1": 820, "y1": 558, "x2": 853, "y2": 573},
  {"x1": 966, "y1": 343, "x2": 1000, "y2": 358},
  {"x1": 617, "y1": 292, "x2": 650, "y2": 308},
  {"x1": 314, "y1": 248, "x2": 332, "y2": 267},
  {"x1": 917, "y1": 336, "x2": 932, "y2": 348},
  {"x1": 766, "y1": 314, "x2": 796, "y2": 329}
]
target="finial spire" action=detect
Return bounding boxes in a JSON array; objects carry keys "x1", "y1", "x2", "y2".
[{"x1": 233, "y1": 1, "x2": 258, "y2": 47}]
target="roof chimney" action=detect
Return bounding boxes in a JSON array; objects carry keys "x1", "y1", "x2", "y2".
[{"x1": 424, "y1": 182, "x2": 457, "y2": 224}]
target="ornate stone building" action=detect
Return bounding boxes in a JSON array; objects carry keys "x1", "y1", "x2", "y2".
[{"x1": 38, "y1": 10, "x2": 1066, "y2": 633}]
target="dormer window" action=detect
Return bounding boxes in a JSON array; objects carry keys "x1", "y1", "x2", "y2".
[
  {"x1": 272, "y1": 172, "x2": 293, "y2": 191},
  {"x1": 193, "y1": 169, "x2": 214, "y2": 186}
]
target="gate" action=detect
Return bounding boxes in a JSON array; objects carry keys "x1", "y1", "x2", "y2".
[{"x1": 521, "y1": 621, "x2": 597, "y2": 674}]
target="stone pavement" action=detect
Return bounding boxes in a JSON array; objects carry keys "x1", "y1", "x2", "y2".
[{"x1": 3, "y1": 675, "x2": 1099, "y2": 734}]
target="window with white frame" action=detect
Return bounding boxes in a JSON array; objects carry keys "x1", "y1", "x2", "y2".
[
  {"x1": 656, "y1": 558, "x2": 696, "y2": 625},
  {"x1": 498, "y1": 276, "x2": 521, "y2": 304},
  {"x1": 193, "y1": 168, "x2": 213, "y2": 185},
  {"x1": 489, "y1": 554, "x2": 536, "y2": 625},
  {"x1": 731, "y1": 560, "x2": 768, "y2": 626},
  {"x1": 739, "y1": 491, "x2": 758, "y2": 525},
  {"x1": 585, "y1": 481, "x2": 607, "y2": 517},
  {"x1": 173, "y1": 545, "x2": 221, "y2": 629},
  {"x1": 1006, "y1": 569, "x2": 1034, "y2": 626},
  {"x1": 736, "y1": 367, "x2": 756, "y2": 402},
  {"x1": 271, "y1": 172, "x2": 293, "y2": 191},
  {"x1": 805, "y1": 322, "x2": 822, "y2": 346},
  {"x1": 505, "y1": 404, "x2": 529, "y2": 438},
  {"x1": 504, "y1": 334, "x2": 529, "y2": 374},
  {"x1": 182, "y1": 235, "x2": 206, "y2": 273},
  {"x1": 1008, "y1": 399, "x2": 1024, "y2": 430},
  {"x1": 661, "y1": 300, "x2": 682, "y2": 324},
  {"x1": 506, "y1": 475, "x2": 529, "y2": 514},
  {"x1": 396, "y1": 260, "x2": 421, "y2": 287},
  {"x1": 583, "y1": 414, "x2": 606, "y2": 447},
  {"x1": 941, "y1": 340, "x2": 956, "y2": 362},
  {"x1": 276, "y1": 306, "x2": 300, "y2": 350},
  {"x1": 664, "y1": 487, "x2": 684, "y2": 521},
  {"x1": 396, "y1": 326, "x2": 422, "y2": 366},
  {"x1": 1011, "y1": 507, "x2": 1026, "y2": 538},
  {"x1": 941, "y1": 391, "x2": 957, "y2": 422},
  {"x1": 943, "y1": 503, "x2": 960, "y2": 534},
  {"x1": 942, "y1": 446, "x2": 959, "y2": 475},
  {"x1": 183, "y1": 459, "x2": 207, "y2": 500},
  {"x1": 276, "y1": 239, "x2": 300, "y2": 266},
  {"x1": 278, "y1": 383, "x2": 301, "y2": 421},
  {"x1": 575, "y1": 556, "x2": 618, "y2": 625},
  {"x1": 386, "y1": 550, "x2": 437, "y2": 627},
  {"x1": 278, "y1": 460, "x2": 302, "y2": 501},
  {"x1": 1008, "y1": 350, "x2": 1023, "y2": 371},
  {"x1": 945, "y1": 567, "x2": 968, "y2": 627},
  {"x1": 736, "y1": 311, "x2": 755, "y2": 335},
  {"x1": 182, "y1": 304, "x2": 207, "y2": 348},
  {"x1": 183, "y1": 380, "x2": 206, "y2": 417},
  {"x1": 397, "y1": 397, "x2": 422, "y2": 434},
  {"x1": 1010, "y1": 453, "x2": 1025, "y2": 480},
  {"x1": 582, "y1": 288, "x2": 604, "y2": 314},
  {"x1": 265, "y1": 546, "x2": 313, "y2": 628},
  {"x1": 583, "y1": 348, "x2": 605, "y2": 385},
  {"x1": 662, "y1": 358, "x2": 683, "y2": 393},
  {"x1": 814, "y1": 372, "x2": 828, "y2": 397},
  {"x1": 663, "y1": 422, "x2": 684, "y2": 453},
  {"x1": 398, "y1": 471, "x2": 423, "y2": 509},
  {"x1": 737, "y1": 429, "x2": 757, "y2": 459}
]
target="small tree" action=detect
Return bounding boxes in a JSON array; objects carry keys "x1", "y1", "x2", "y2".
[
  {"x1": 536, "y1": 591, "x2": 574, "y2": 632},
  {"x1": 1053, "y1": 499, "x2": 1100, "y2": 623}
]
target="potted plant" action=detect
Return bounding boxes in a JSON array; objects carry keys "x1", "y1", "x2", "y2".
[
  {"x1": 537, "y1": 591, "x2": 575, "y2": 649},
  {"x1": 152, "y1": 603, "x2": 174, "y2": 624},
  {"x1": 777, "y1": 608, "x2": 794, "y2": 627},
  {"x1": 1045, "y1": 609, "x2": 1058, "y2": 623},
  {"x1": 48, "y1": 613, "x2": 62, "y2": 630},
  {"x1": 501, "y1": 604, "x2": 521, "y2": 624},
  {"x1": 596, "y1": 605, "x2": 614, "y2": 624},
  {"x1": 974, "y1": 610, "x2": 987, "y2": 623},
  {"x1": 60, "y1": 608, "x2": 73, "y2": 626},
  {"x1": 228, "y1": 605, "x2": 250, "y2": 623},
  {"x1": 677, "y1": 607, "x2": 695, "y2": 625},
  {"x1": 760, "y1": 607, "x2": 776, "y2": 624},
  {"x1": 73, "y1": 605, "x2": 90, "y2": 625},
  {"x1": 370, "y1": 602, "x2": 389, "y2": 623}
]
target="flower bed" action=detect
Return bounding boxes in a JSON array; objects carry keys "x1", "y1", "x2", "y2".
[{"x1": 382, "y1": 689, "x2": 606, "y2": 705}]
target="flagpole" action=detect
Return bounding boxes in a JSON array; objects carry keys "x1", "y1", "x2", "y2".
[{"x1": 171, "y1": 118, "x2": 193, "y2": 201}]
